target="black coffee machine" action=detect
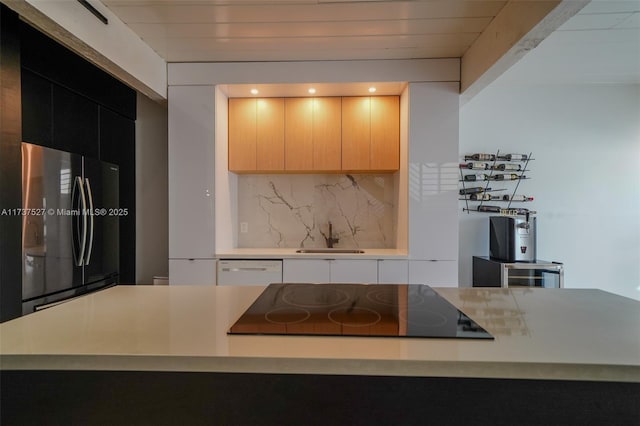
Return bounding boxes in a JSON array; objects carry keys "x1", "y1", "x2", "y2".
[{"x1": 489, "y1": 216, "x2": 537, "y2": 262}]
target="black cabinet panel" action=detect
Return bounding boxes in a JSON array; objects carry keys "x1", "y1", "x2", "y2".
[
  {"x1": 0, "y1": 4, "x2": 23, "y2": 322},
  {"x1": 21, "y1": 69, "x2": 53, "y2": 147},
  {"x1": 100, "y1": 107, "x2": 136, "y2": 284},
  {"x1": 20, "y1": 22, "x2": 136, "y2": 120},
  {"x1": 52, "y1": 85, "x2": 99, "y2": 158},
  {"x1": 2, "y1": 371, "x2": 639, "y2": 426}
]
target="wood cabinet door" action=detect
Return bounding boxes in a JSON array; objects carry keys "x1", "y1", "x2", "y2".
[
  {"x1": 285, "y1": 98, "x2": 313, "y2": 171},
  {"x1": 313, "y1": 97, "x2": 342, "y2": 171},
  {"x1": 228, "y1": 98, "x2": 257, "y2": 172},
  {"x1": 256, "y1": 98, "x2": 284, "y2": 171},
  {"x1": 341, "y1": 97, "x2": 371, "y2": 171},
  {"x1": 370, "y1": 96, "x2": 399, "y2": 171}
]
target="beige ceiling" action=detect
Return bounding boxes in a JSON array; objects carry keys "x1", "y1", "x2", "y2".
[{"x1": 102, "y1": 0, "x2": 509, "y2": 62}]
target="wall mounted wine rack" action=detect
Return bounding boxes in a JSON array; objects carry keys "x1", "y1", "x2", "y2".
[{"x1": 460, "y1": 150, "x2": 536, "y2": 216}]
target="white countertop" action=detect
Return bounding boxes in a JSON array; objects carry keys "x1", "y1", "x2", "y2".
[
  {"x1": 215, "y1": 248, "x2": 407, "y2": 259},
  {"x1": 1, "y1": 285, "x2": 638, "y2": 382}
]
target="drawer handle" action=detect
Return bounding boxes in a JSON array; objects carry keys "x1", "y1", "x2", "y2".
[{"x1": 222, "y1": 267, "x2": 269, "y2": 272}]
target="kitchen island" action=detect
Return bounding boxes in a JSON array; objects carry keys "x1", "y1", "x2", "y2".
[{"x1": 2, "y1": 285, "x2": 639, "y2": 425}]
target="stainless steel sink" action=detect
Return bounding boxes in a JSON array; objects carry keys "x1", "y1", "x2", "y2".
[{"x1": 296, "y1": 249, "x2": 365, "y2": 254}]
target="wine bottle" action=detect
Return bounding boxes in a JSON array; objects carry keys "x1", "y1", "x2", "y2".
[
  {"x1": 477, "y1": 205, "x2": 501, "y2": 212},
  {"x1": 494, "y1": 163, "x2": 522, "y2": 171},
  {"x1": 471, "y1": 193, "x2": 502, "y2": 201},
  {"x1": 459, "y1": 186, "x2": 489, "y2": 195},
  {"x1": 494, "y1": 173, "x2": 521, "y2": 181},
  {"x1": 464, "y1": 173, "x2": 489, "y2": 182},
  {"x1": 470, "y1": 193, "x2": 489, "y2": 200},
  {"x1": 470, "y1": 153, "x2": 495, "y2": 161},
  {"x1": 501, "y1": 154, "x2": 528, "y2": 161},
  {"x1": 465, "y1": 162, "x2": 489, "y2": 170},
  {"x1": 502, "y1": 194, "x2": 534, "y2": 201}
]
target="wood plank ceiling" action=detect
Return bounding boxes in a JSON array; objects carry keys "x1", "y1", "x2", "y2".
[{"x1": 101, "y1": 0, "x2": 509, "y2": 62}]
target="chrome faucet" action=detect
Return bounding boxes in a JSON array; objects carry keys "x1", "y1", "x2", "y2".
[{"x1": 324, "y1": 221, "x2": 340, "y2": 248}]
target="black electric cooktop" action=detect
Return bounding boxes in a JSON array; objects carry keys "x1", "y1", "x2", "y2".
[{"x1": 228, "y1": 284, "x2": 493, "y2": 340}]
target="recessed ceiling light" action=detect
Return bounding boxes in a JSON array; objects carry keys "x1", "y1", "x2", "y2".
[
  {"x1": 308, "y1": 88, "x2": 316, "y2": 94},
  {"x1": 368, "y1": 87, "x2": 377, "y2": 93},
  {"x1": 250, "y1": 88, "x2": 259, "y2": 95}
]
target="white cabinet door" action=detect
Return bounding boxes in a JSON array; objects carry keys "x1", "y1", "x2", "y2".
[
  {"x1": 168, "y1": 86, "x2": 216, "y2": 259},
  {"x1": 169, "y1": 259, "x2": 216, "y2": 285},
  {"x1": 283, "y1": 259, "x2": 330, "y2": 283},
  {"x1": 407, "y1": 82, "x2": 459, "y2": 261},
  {"x1": 283, "y1": 259, "x2": 378, "y2": 283},
  {"x1": 408, "y1": 260, "x2": 458, "y2": 287},
  {"x1": 331, "y1": 260, "x2": 378, "y2": 283},
  {"x1": 377, "y1": 260, "x2": 408, "y2": 283}
]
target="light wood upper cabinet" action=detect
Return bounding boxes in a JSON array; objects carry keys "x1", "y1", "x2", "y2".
[
  {"x1": 256, "y1": 98, "x2": 284, "y2": 171},
  {"x1": 284, "y1": 98, "x2": 313, "y2": 170},
  {"x1": 228, "y1": 98, "x2": 284, "y2": 172},
  {"x1": 342, "y1": 96, "x2": 399, "y2": 172},
  {"x1": 230, "y1": 95, "x2": 398, "y2": 173},
  {"x1": 370, "y1": 96, "x2": 400, "y2": 171},
  {"x1": 228, "y1": 98, "x2": 257, "y2": 172},
  {"x1": 285, "y1": 97, "x2": 341, "y2": 171},
  {"x1": 312, "y1": 97, "x2": 342, "y2": 171},
  {"x1": 341, "y1": 97, "x2": 371, "y2": 171}
]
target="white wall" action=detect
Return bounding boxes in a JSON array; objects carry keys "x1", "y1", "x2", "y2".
[
  {"x1": 135, "y1": 94, "x2": 168, "y2": 283},
  {"x1": 460, "y1": 83, "x2": 640, "y2": 300}
]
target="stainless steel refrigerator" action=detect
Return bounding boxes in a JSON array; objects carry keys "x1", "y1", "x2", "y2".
[{"x1": 21, "y1": 142, "x2": 119, "y2": 314}]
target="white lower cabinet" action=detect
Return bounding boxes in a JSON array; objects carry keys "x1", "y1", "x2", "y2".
[
  {"x1": 169, "y1": 259, "x2": 216, "y2": 285},
  {"x1": 283, "y1": 259, "x2": 330, "y2": 283},
  {"x1": 331, "y1": 260, "x2": 378, "y2": 283},
  {"x1": 377, "y1": 260, "x2": 409, "y2": 283},
  {"x1": 408, "y1": 260, "x2": 458, "y2": 287},
  {"x1": 282, "y1": 259, "x2": 377, "y2": 283}
]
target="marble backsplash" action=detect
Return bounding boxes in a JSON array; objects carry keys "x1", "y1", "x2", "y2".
[{"x1": 237, "y1": 174, "x2": 397, "y2": 248}]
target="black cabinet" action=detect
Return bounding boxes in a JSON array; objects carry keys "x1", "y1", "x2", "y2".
[
  {"x1": 52, "y1": 85, "x2": 99, "y2": 158},
  {"x1": 21, "y1": 69, "x2": 52, "y2": 147},
  {"x1": 100, "y1": 107, "x2": 136, "y2": 284},
  {"x1": 472, "y1": 256, "x2": 564, "y2": 288}
]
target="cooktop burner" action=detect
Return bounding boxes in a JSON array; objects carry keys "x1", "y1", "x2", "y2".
[{"x1": 228, "y1": 284, "x2": 493, "y2": 339}]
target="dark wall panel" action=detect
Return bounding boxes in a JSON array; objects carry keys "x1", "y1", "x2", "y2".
[
  {"x1": 2, "y1": 371, "x2": 639, "y2": 426},
  {"x1": 100, "y1": 107, "x2": 136, "y2": 283},
  {"x1": 0, "y1": 4, "x2": 23, "y2": 322}
]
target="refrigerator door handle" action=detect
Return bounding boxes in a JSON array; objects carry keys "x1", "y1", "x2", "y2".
[
  {"x1": 71, "y1": 176, "x2": 87, "y2": 267},
  {"x1": 84, "y1": 178, "x2": 94, "y2": 265}
]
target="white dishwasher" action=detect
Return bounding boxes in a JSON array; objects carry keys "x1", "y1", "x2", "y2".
[{"x1": 216, "y1": 259, "x2": 283, "y2": 286}]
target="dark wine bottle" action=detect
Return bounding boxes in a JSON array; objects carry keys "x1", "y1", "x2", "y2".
[
  {"x1": 502, "y1": 194, "x2": 534, "y2": 201},
  {"x1": 470, "y1": 193, "x2": 489, "y2": 200},
  {"x1": 494, "y1": 173, "x2": 521, "y2": 181},
  {"x1": 459, "y1": 186, "x2": 489, "y2": 195},
  {"x1": 477, "y1": 205, "x2": 501, "y2": 212},
  {"x1": 464, "y1": 173, "x2": 489, "y2": 181}
]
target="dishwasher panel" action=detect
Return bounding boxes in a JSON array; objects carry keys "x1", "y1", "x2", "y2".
[{"x1": 217, "y1": 259, "x2": 283, "y2": 286}]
